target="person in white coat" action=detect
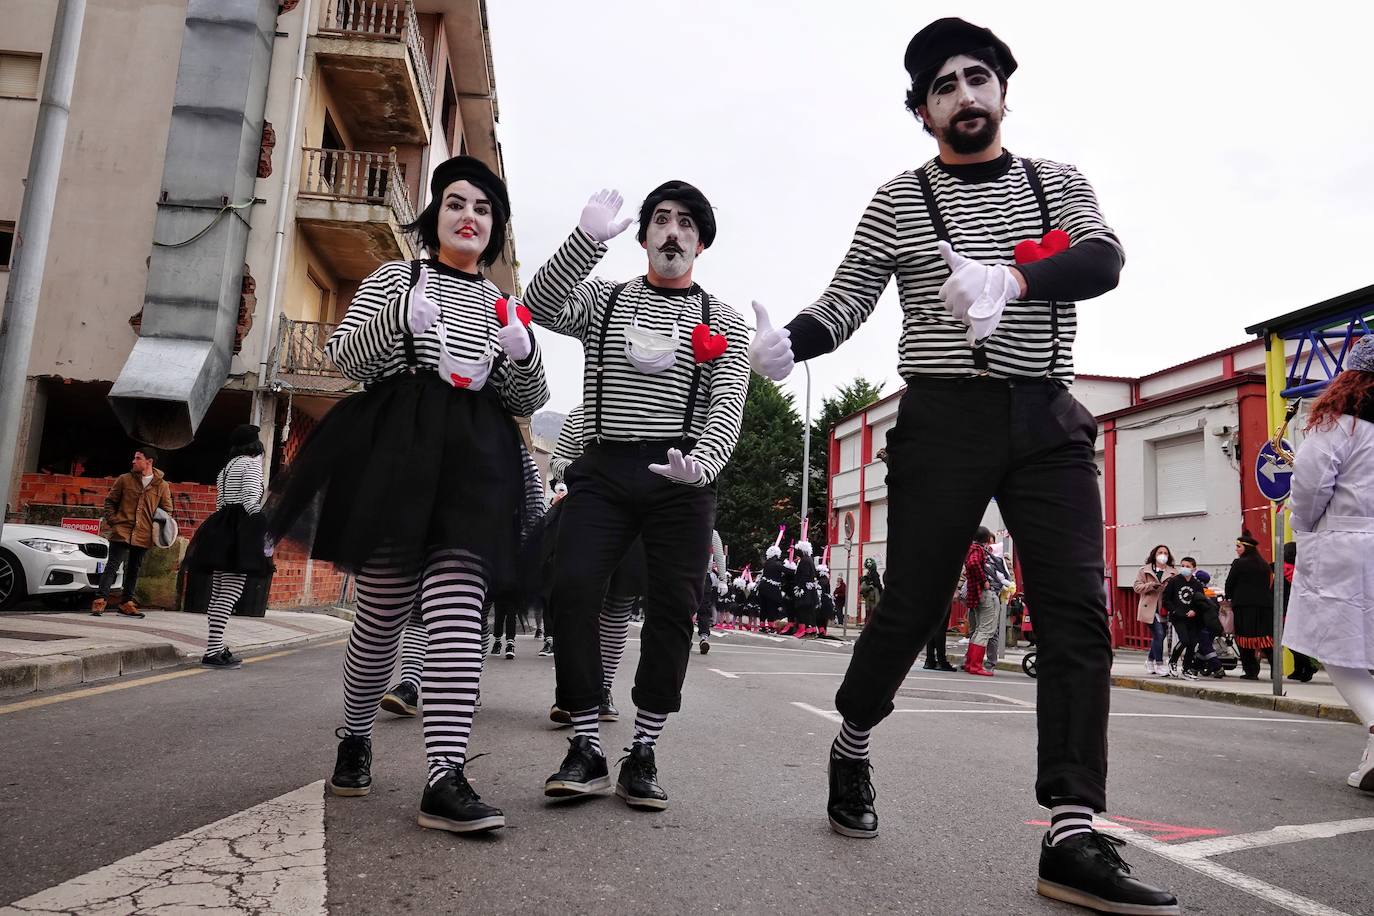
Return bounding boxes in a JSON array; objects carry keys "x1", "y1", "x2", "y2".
[{"x1": 1284, "y1": 334, "x2": 1374, "y2": 793}]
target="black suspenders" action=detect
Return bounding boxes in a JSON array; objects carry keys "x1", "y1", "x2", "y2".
[
  {"x1": 402, "y1": 259, "x2": 507, "y2": 380},
  {"x1": 589, "y1": 281, "x2": 711, "y2": 443},
  {"x1": 916, "y1": 159, "x2": 1059, "y2": 377}
]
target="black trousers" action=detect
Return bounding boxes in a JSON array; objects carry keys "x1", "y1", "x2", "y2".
[
  {"x1": 550, "y1": 441, "x2": 715, "y2": 714},
  {"x1": 96, "y1": 541, "x2": 146, "y2": 601},
  {"x1": 697, "y1": 574, "x2": 715, "y2": 637},
  {"x1": 497, "y1": 599, "x2": 519, "y2": 641},
  {"x1": 835, "y1": 379, "x2": 1112, "y2": 811},
  {"x1": 924, "y1": 628, "x2": 949, "y2": 666}
]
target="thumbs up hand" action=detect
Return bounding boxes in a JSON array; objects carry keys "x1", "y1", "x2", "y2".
[
  {"x1": 408, "y1": 266, "x2": 441, "y2": 335},
  {"x1": 937, "y1": 241, "x2": 1019, "y2": 346},
  {"x1": 748, "y1": 301, "x2": 795, "y2": 381},
  {"x1": 494, "y1": 296, "x2": 533, "y2": 362}
]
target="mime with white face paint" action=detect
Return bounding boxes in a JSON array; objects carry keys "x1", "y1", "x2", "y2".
[
  {"x1": 523, "y1": 181, "x2": 750, "y2": 812},
  {"x1": 748, "y1": 17, "x2": 1179, "y2": 916}
]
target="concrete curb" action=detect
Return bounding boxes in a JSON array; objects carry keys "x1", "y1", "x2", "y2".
[{"x1": 0, "y1": 643, "x2": 181, "y2": 698}]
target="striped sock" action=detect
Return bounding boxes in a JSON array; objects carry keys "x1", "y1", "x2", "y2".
[
  {"x1": 833, "y1": 719, "x2": 871, "y2": 760},
  {"x1": 204, "y1": 572, "x2": 245, "y2": 655},
  {"x1": 418, "y1": 552, "x2": 487, "y2": 786},
  {"x1": 570, "y1": 707, "x2": 602, "y2": 756},
  {"x1": 1048, "y1": 803, "x2": 1095, "y2": 845},
  {"x1": 396, "y1": 615, "x2": 427, "y2": 690},
  {"x1": 600, "y1": 594, "x2": 635, "y2": 692},
  {"x1": 632, "y1": 709, "x2": 668, "y2": 748}
]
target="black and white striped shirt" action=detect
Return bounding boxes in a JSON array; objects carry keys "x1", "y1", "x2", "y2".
[
  {"x1": 518, "y1": 441, "x2": 545, "y2": 541},
  {"x1": 791, "y1": 155, "x2": 1121, "y2": 381},
  {"x1": 216, "y1": 455, "x2": 265, "y2": 514},
  {"x1": 549, "y1": 404, "x2": 584, "y2": 483},
  {"x1": 524, "y1": 229, "x2": 751, "y2": 486},
  {"x1": 326, "y1": 259, "x2": 550, "y2": 417}
]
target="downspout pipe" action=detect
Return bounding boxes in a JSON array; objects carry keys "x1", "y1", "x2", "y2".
[{"x1": 251, "y1": 0, "x2": 314, "y2": 428}]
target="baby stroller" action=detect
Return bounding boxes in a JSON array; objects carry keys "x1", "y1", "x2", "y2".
[{"x1": 1015, "y1": 595, "x2": 1037, "y2": 678}]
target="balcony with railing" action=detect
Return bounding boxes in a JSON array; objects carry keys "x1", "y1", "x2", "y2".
[
  {"x1": 270, "y1": 317, "x2": 358, "y2": 394},
  {"x1": 295, "y1": 147, "x2": 416, "y2": 280},
  {"x1": 312, "y1": 0, "x2": 433, "y2": 144}
]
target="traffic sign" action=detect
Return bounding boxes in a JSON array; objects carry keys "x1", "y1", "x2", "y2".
[
  {"x1": 1255, "y1": 439, "x2": 1294, "y2": 501},
  {"x1": 843, "y1": 512, "x2": 855, "y2": 541}
]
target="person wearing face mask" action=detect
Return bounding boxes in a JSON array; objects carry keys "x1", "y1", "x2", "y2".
[
  {"x1": 522, "y1": 184, "x2": 750, "y2": 811},
  {"x1": 264, "y1": 156, "x2": 548, "y2": 837},
  {"x1": 1161, "y1": 557, "x2": 1206, "y2": 678},
  {"x1": 1135, "y1": 546, "x2": 1177, "y2": 676},
  {"x1": 746, "y1": 16, "x2": 1172, "y2": 914}
]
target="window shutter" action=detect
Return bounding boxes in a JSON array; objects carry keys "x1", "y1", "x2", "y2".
[
  {"x1": 0, "y1": 54, "x2": 41, "y2": 99},
  {"x1": 1155, "y1": 435, "x2": 1206, "y2": 515}
]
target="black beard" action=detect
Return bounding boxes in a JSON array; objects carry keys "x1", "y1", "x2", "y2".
[{"x1": 941, "y1": 112, "x2": 1000, "y2": 154}]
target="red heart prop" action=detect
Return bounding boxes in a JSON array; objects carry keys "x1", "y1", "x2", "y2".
[
  {"x1": 692, "y1": 323, "x2": 728, "y2": 364},
  {"x1": 494, "y1": 297, "x2": 532, "y2": 327},
  {"x1": 449, "y1": 373, "x2": 473, "y2": 389},
  {"x1": 1013, "y1": 229, "x2": 1071, "y2": 265}
]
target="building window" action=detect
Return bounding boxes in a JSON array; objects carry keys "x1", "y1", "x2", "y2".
[
  {"x1": 1151, "y1": 433, "x2": 1206, "y2": 516},
  {"x1": 0, "y1": 52, "x2": 41, "y2": 99},
  {"x1": 871, "y1": 419, "x2": 896, "y2": 455},
  {"x1": 0, "y1": 221, "x2": 14, "y2": 269},
  {"x1": 839, "y1": 434, "x2": 862, "y2": 472}
]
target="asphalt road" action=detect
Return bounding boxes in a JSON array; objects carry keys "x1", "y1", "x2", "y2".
[{"x1": 1, "y1": 627, "x2": 1371, "y2": 915}]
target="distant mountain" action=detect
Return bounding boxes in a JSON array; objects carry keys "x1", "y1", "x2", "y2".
[{"x1": 531, "y1": 410, "x2": 565, "y2": 451}]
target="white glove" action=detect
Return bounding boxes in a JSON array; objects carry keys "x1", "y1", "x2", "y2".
[
  {"x1": 717, "y1": 581, "x2": 728, "y2": 596},
  {"x1": 649, "y1": 448, "x2": 704, "y2": 486},
  {"x1": 578, "y1": 189, "x2": 635, "y2": 243},
  {"x1": 748, "y1": 301, "x2": 795, "y2": 381},
  {"x1": 495, "y1": 299, "x2": 532, "y2": 362},
  {"x1": 407, "y1": 265, "x2": 441, "y2": 335},
  {"x1": 937, "y1": 242, "x2": 1018, "y2": 346}
]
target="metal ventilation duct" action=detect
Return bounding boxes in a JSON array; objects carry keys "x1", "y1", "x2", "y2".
[{"x1": 108, "y1": 0, "x2": 277, "y2": 448}]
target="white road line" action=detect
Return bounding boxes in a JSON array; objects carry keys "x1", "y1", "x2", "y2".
[
  {"x1": 877, "y1": 709, "x2": 1335, "y2": 723},
  {"x1": 791, "y1": 701, "x2": 842, "y2": 723},
  {"x1": 1168, "y1": 817, "x2": 1374, "y2": 859},
  {"x1": 1101, "y1": 819, "x2": 1356, "y2": 916},
  {"x1": 708, "y1": 668, "x2": 740, "y2": 679},
  {"x1": 1, "y1": 780, "x2": 326, "y2": 915}
]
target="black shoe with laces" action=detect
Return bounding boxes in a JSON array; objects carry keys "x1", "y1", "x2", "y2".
[
  {"x1": 615, "y1": 743, "x2": 668, "y2": 810},
  {"x1": 418, "y1": 766, "x2": 505, "y2": 833},
  {"x1": 504, "y1": 640, "x2": 515, "y2": 659},
  {"x1": 599, "y1": 688, "x2": 619, "y2": 722},
  {"x1": 200, "y1": 648, "x2": 242, "y2": 669},
  {"x1": 1037, "y1": 830, "x2": 1180, "y2": 914},
  {"x1": 380, "y1": 681, "x2": 420, "y2": 717},
  {"x1": 699, "y1": 637, "x2": 710, "y2": 655},
  {"x1": 827, "y1": 741, "x2": 878, "y2": 838},
  {"x1": 543, "y1": 735, "x2": 611, "y2": 798},
  {"x1": 539, "y1": 638, "x2": 554, "y2": 657},
  {"x1": 329, "y1": 727, "x2": 373, "y2": 797}
]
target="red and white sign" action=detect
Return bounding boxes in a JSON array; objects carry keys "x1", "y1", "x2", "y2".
[{"x1": 60, "y1": 517, "x2": 100, "y2": 536}]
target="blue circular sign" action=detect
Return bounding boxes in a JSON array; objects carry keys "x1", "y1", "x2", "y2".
[{"x1": 1255, "y1": 440, "x2": 1295, "y2": 502}]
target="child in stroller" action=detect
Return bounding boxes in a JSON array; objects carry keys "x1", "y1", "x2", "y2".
[{"x1": 1188, "y1": 570, "x2": 1238, "y2": 678}]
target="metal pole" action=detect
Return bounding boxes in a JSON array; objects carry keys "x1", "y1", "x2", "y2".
[
  {"x1": 1272, "y1": 505, "x2": 1286, "y2": 697},
  {"x1": 800, "y1": 361, "x2": 812, "y2": 527},
  {"x1": 0, "y1": 0, "x2": 85, "y2": 519}
]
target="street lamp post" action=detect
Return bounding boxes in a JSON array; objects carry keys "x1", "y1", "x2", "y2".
[{"x1": 800, "y1": 361, "x2": 812, "y2": 528}]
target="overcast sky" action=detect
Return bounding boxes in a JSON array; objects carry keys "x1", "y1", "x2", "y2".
[{"x1": 487, "y1": 1, "x2": 1374, "y2": 416}]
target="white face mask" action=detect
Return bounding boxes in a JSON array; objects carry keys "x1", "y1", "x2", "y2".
[
  {"x1": 1155, "y1": 553, "x2": 1170, "y2": 566},
  {"x1": 1181, "y1": 567, "x2": 1195, "y2": 578},
  {"x1": 434, "y1": 321, "x2": 494, "y2": 391},
  {"x1": 623, "y1": 321, "x2": 680, "y2": 374},
  {"x1": 645, "y1": 201, "x2": 700, "y2": 280}
]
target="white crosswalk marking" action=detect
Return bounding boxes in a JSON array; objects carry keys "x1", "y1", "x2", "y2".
[{"x1": 1, "y1": 781, "x2": 326, "y2": 916}]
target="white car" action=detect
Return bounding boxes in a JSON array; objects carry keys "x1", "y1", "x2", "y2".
[{"x1": 0, "y1": 523, "x2": 122, "y2": 611}]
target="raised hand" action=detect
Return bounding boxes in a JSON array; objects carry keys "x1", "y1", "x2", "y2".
[
  {"x1": 648, "y1": 448, "x2": 704, "y2": 486},
  {"x1": 748, "y1": 301, "x2": 795, "y2": 381},
  {"x1": 408, "y1": 265, "x2": 441, "y2": 335},
  {"x1": 578, "y1": 189, "x2": 635, "y2": 243},
  {"x1": 494, "y1": 296, "x2": 533, "y2": 362},
  {"x1": 937, "y1": 241, "x2": 1018, "y2": 345}
]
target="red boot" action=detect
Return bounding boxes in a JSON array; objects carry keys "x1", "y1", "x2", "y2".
[
  {"x1": 964, "y1": 643, "x2": 994, "y2": 677},
  {"x1": 794, "y1": 625, "x2": 808, "y2": 639}
]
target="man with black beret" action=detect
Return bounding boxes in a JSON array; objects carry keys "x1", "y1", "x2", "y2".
[
  {"x1": 749, "y1": 16, "x2": 1179, "y2": 915},
  {"x1": 523, "y1": 182, "x2": 750, "y2": 812}
]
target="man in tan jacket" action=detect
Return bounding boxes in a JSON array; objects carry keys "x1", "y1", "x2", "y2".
[{"x1": 92, "y1": 447, "x2": 173, "y2": 618}]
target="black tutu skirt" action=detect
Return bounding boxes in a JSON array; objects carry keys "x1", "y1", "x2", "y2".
[
  {"x1": 184, "y1": 505, "x2": 271, "y2": 575},
  {"x1": 264, "y1": 372, "x2": 527, "y2": 594}
]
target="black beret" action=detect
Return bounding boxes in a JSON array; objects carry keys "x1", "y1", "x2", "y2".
[
  {"x1": 904, "y1": 17, "x2": 1016, "y2": 86},
  {"x1": 428, "y1": 155, "x2": 510, "y2": 219},
  {"x1": 637, "y1": 180, "x2": 716, "y2": 249},
  {"x1": 229, "y1": 424, "x2": 260, "y2": 448}
]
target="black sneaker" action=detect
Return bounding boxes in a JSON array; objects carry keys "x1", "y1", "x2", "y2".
[
  {"x1": 699, "y1": 637, "x2": 710, "y2": 655},
  {"x1": 417, "y1": 767, "x2": 505, "y2": 834},
  {"x1": 615, "y1": 743, "x2": 668, "y2": 810},
  {"x1": 504, "y1": 640, "x2": 515, "y2": 659},
  {"x1": 827, "y1": 742, "x2": 878, "y2": 838},
  {"x1": 329, "y1": 727, "x2": 373, "y2": 797},
  {"x1": 200, "y1": 648, "x2": 242, "y2": 669},
  {"x1": 549, "y1": 704, "x2": 572, "y2": 726},
  {"x1": 599, "y1": 688, "x2": 619, "y2": 722},
  {"x1": 543, "y1": 735, "x2": 611, "y2": 798},
  {"x1": 539, "y1": 638, "x2": 554, "y2": 657},
  {"x1": 381, "y1": 681, "x2": 420, "y2": 717},
  {"x1": 534, "y1": 627, "x2": 543, "y2": 640},
  {"x1": 1037, "y1": 831, "x2": 1180, "y2": 915}
]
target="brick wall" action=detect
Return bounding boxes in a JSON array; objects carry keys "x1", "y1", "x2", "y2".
[{"x1": 14, "y1": 473, "x2": 349, "y2": 609}]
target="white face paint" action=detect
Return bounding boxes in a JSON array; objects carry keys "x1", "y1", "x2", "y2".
[
  {"x1": 645, "y1": 201, "x2": 701, "y2": 280},
  {"x1": 436, "y1": 179, "x2": 494, "y2": 266},
  {"x1": 921, "y1": 53, "x2": 1004, "y2": 136}
]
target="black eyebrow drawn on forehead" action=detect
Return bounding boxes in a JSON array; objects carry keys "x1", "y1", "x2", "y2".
[
  {"x1": 931, "y1": 64, "x2": 993, "y2": 92},
  {"x1": 653, "y1": 206, "x2": 694, "y2": 223},
  {"x1": 443, "y1": 192, "x2": 490, "y2": 205}
]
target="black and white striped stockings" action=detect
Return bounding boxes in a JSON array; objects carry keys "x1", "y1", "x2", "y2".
[{"x1": 205, "y1": 572, "x2": 246, "y2": 656}]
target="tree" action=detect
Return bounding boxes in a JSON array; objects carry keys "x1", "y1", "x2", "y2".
[
  {"x1": 805, "y1": 376, "x2": 885, "y2": 550},
  {"x1": 715, "y1": 374, "x2": 804, "y2": 574}
]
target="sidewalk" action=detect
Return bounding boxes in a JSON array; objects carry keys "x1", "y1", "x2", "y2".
[{"x1": 0, "y1": 608, "x2": 352, "y2": 698}]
